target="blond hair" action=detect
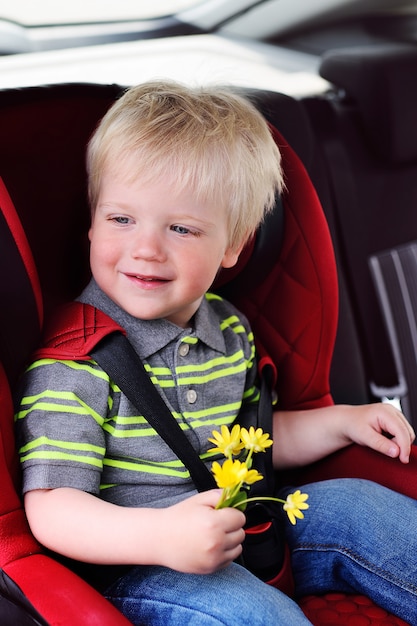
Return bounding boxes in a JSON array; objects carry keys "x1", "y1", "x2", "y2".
[{"x1": 87, "y1": 80, "x2": 284, "y2": 250}]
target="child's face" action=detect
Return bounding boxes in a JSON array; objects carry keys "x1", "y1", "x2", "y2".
[{"x1": 88, "y1": 172, "x2": 242, "y2": 327}]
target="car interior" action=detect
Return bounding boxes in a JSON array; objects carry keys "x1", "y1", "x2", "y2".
[{"x1": 0, "y1": 0, "x2": 416, "y2": 624}]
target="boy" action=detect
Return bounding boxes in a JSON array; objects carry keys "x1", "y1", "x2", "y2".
[{"x1": 15, "y1": 81, "x2": 417, "y2": 625}]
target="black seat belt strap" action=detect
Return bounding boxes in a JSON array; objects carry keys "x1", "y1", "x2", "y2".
[
  {"x1": 91, "y1": 332, "x2": 216, "y2": 492},
  {"x1": 91, "y1": 330, "x2": 275, "y2": 494}
]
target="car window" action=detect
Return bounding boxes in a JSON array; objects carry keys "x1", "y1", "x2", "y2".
[{"x1": 0, "y1": 0, "x2": 200, "y2": 25}]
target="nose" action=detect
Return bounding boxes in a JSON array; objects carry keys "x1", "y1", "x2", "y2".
[{"x1": 130, "y1": 227, "x2": 166, "y2": 262}]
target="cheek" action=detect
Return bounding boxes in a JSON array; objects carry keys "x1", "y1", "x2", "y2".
[
  {"x1": 89, "y1": 236, "x2": 119, "y2": 274},
  {"x1": 185, "y1": 250, "x2": 224, "y2": 287}
]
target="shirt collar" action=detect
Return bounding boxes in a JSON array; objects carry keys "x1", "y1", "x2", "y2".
[
  {"x1": 78, "y1": 280, "x2": 226, "y2": 359},
  {"x1": 193, "y1": 295, "x2": 226, "y2": 354}
]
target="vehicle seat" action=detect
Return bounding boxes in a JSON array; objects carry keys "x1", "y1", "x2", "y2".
[
  {"x1": 0, "y1": 180, "x2": 132, "y2": 625},
  {"x1": 249, "y1": 91, "x2": 372, "y2": 409},
  {"x1": 0, "y1": 82, "x2": 415, "y2": 625},
  {"x1": 303, "y1": 43, "x2": 417, "y2": 428}
]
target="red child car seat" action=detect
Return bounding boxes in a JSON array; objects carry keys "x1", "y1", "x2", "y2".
[
  {"x1": 0, "y1": 179, "x2": 132, "y2": 625},
  {"x1": 0, "y1": 82, "x2": 415, "y2": 625}
]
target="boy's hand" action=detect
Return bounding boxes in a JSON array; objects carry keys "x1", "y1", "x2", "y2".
[
  {"x1": 343, "y1": 403, "x2": 415, "y2": 464},
  {"x1": 158, "y1": 490, "x2": 246, "y2": 574}
]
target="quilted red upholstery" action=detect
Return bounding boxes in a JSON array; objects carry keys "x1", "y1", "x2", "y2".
[
  {"x1": 0, "y1": 83, "x2": 414, "y2": 625},
  {"x1": 233, "y1": 125, "x2": 338, "y2": 412},
  {"x1": 300, "y1": 593, "x2": 409, "y2": 625}
]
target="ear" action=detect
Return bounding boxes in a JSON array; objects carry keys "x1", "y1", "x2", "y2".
[{"x1": 221, "y1": 242, "x2": 245, "y2": 269}]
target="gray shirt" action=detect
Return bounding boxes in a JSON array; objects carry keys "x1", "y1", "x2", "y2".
[{"x1": 16, "y1": 280, "x2": 259, "y2": 508}]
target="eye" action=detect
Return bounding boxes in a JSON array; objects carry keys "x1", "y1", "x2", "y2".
[
  {"x1": 171, "y1": 224, "x2": 200, "y2": 236},
  {"x1": 111, "y1": 215, "x2": 132, "y2": 225},
  {"x1": 171, "y1": 224, "x2": 190, "y2": 235}
]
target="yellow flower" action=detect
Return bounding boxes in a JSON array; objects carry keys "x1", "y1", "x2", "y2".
[
  {"x1": 212, "y1": 458, "x2": 259, "y2": 489},
  {"x1": 283, "y1": 490, "x2": 309, "y2": 525},
  {"x1": 209, "y1": 427, "x2": 309, "y2": 522},
  {"x1": 208, "y1": 424, "x2": 245, "y2": 458},
  {"x1": 244, "y1": 467, "x2": 264, "y2": 485},
  {"x1": 240, "y1": 426, "x2": 273, "y2": 453}
]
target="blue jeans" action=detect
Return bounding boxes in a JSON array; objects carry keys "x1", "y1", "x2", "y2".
[
  {"x1": 104, "y1": 479, "x2": 417, "y2": 625},
  {"x1": 284, "y1": 478, "x2": 417, "y2": 625}
]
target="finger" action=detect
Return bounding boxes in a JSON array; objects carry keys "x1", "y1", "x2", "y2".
[
  {"x1": 404, "y1": 417, "x2": 415, "y2": 442},
  {"x1": 367, "y1": 431, "x2": 403, "y2": 461},
  {"x1": 220, "y1": 542, "x2": 243, "y2": 569},
  {"x1": 391, "y1": 407, "x2": 414, "y2": 439},
  {"x1": 391, "y1": 431, "x2": 413, "y2": 463},
  {"x1": 194, "y1": 489, "x2": 223, "y2": 507},
  {"x1": 216, "y1": 506, "x2": 246, "y2": 531},
  {"x1": 377, "y1": 426, "x2": 411, "y2": 463},
  {"x1": 375, "y1": 407, "x2": 414, "y2": 462},
  {"x1": 392, "y1": 407, "x2": 415, "y2": 440},
  {"x1": 224, "y1": 527, "x2": 245, "y2": 550}
]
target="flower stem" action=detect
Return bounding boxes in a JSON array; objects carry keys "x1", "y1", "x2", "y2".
[{"x1": 230, "y1": 496, "x2": 286, "y2": 509}]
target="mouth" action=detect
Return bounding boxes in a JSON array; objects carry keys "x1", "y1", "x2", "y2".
[{"x1": 125, "y1": 272, "x2": 170, "y2": 288}]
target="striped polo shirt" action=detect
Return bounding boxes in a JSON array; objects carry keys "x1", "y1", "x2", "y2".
[{"x1": 15, "y1": 280, "x2": 260, "y2": 509}]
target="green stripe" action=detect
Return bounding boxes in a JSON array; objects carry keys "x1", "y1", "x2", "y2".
[
  {"x1": 19, "y1": 450, "x2": 103, "y2": 468},
  {"x1": 19, "y1": 436, "x2": 104, "y2": 456},
  {"x1": 16, "y1": 392, "x2": 105, "y2": 426},
  {"x1": 105, "y1": 415, "x2": 148, "y2": 426},
  {"x1": 185, "y1": 415, "x2": 240, "y2": 430},
  {"x1": 107, "y1": 399, "x2": 241, "y2": 425},
  {"x1": 103, "y1": 457, "x2": 189, "y2": 478},
  {"x1": 103, "y1": 423, "x2": 158, "y2": 437},
  {"x1": 27, "y1": 358, "x2": 111, "y2": 382},
  {"x1": 219, "y1": 315, "x2": 254, "y2": 342},
  {"x1": 219, "y1": 315, "x2": 241, "y2": 331},
  {"x1": 103, "y1": 417, "x2": 190, "y2": 438},
  {"x1": 243, "y1": 385, "x2": 260, "y2": 402},
  {"x1": 180, "y1": 401, "x2": 242, "y2": 420},
  {"x1": 177, "y1": 362, "x2": 246, "y2": 385},
  {"x1": 115, "y1": 456, "x2": 185, "y2": 469},
  {"x1": 181, "y1": 336, "x2": 199, "y2": 344},
  {"x1": 143, "y1": 365, "x2": 175, "y2": 389},
  {"x1": 205, "y1": 292, "x2": 222, "y2": 302},
  {"x1": 176, "y1": 350, "x2": 244, "y2": 374}
]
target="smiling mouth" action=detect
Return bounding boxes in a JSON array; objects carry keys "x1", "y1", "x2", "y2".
[{"x1": 125, "y1": 273, "x2": 170, "y2": 286}]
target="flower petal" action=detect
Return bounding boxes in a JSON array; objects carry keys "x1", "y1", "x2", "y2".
[
  {"x1": 283, "y1": 490, "x2": 309, "y2": 525},
  {"x1": 240, "y1": 426, "x2": 273, "y2": 452}
]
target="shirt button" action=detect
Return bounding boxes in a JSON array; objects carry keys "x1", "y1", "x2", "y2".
[
  {"x1": 187, "y1": 389, "x2": 197, "y2": 404},
  {"x1": 179, "y1": 343, "x2": 190, "y2": 357}
]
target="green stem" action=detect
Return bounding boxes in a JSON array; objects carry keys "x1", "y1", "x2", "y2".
[
  {"x1": 245, "y1": 448, "x2": 254, "y2": 468},
  {"x1": 215, "y1": 482, "x2": 245, "y2": 509},
  {"x1": 230, "y1": 496, "x2": 286, "y2": 508}
]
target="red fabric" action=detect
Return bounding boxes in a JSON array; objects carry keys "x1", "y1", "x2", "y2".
[
  {"x1": 268, "y1": 545, "x2": 295, "y2": 597},
  {"x1": 287, "y1": 443, "x2": 417, "y2": 500},
  {"x1": 34, "y1": 301, "x2": 125, "y2": 361},
  {"x1": 0, "y1": 360, "x2": 38, "y2": 558},
  {"x1": 300, "y1": 593, "x2": 409, "y2": 625},
  {"x1": 0, "y1": 363, "x2": 21, "y2": 493},
  {"x1": 4, "y1": 555, "x2": 132, "y2": 626},
  {"x1": 0, "y1": 177, "x2": 43, "y2": 327},
  {"x1": 231, "y1": 127, "x2": 338, "y2": 411}
]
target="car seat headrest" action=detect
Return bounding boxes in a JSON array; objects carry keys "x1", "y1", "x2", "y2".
[
  {"x1": 213, "y1": 193, "x2": 285, "y2": 298},
  {"x1": 319, "y1": 44, "x2": 417, "y2": 164}
]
